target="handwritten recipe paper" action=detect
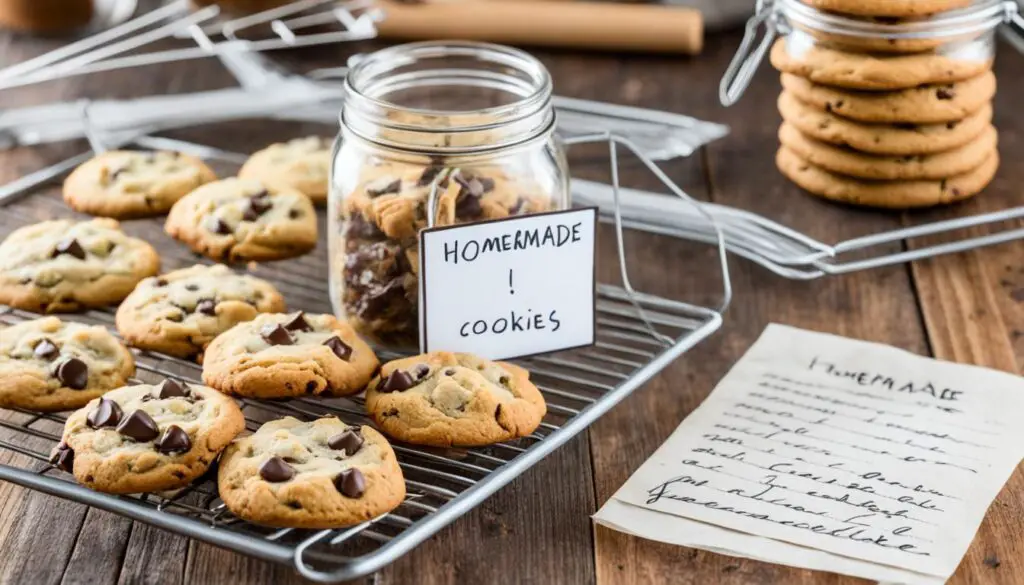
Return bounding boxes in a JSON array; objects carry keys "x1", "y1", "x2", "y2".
[{"x1": 596, "y1": 324, "x2": 1024, "y2": 584}]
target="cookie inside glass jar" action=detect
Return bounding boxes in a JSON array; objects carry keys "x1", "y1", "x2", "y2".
[{"x1": 329, "y1": 42, "x2": 570, "y2": 349}]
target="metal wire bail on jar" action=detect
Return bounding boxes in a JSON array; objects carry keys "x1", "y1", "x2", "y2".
[{"x1": 720, "y1": 0, "x2": 1024, "y2": 106}]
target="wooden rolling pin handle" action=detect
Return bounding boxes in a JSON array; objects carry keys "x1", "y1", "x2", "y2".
[{"x1": 377, "y1": 1, "x2": 704, "y2": 55}]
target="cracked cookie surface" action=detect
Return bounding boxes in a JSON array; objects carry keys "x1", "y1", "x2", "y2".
[
  {"x1": 364, "y1": 352, "x2": 546, "y2": 447},
  {"x1": 0, "y1": 218, "x2": 160, "y2": 313},
  {"x1": 239, "y1": 137, "x2": 331, "y2": 204},
  {"x1": 53, "y1": 380, "x2": 245, "y2": 494},
  {"x1": 202, "y1": 312, "x2": 379, "y2": 399},
  {"x1": 165, "y1": 177, "x2": 317, "y2": 263},
  {"x1": 64, "y1": 150, "x2": 217, "y2": 218},
  {"x1": 115, "y1": 264, "x2": 286, "y2": 360},
  {"x1": 218, "y1": 416, "x2": 405, "y2": 528},
  {"x1": 0, "y1": 317, "x2": 135, "y2": 412}
]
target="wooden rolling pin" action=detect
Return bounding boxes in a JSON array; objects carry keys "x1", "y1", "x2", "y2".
[
  {"x1": 376, "y1": 0, "x2": 704, "y2": 55},
  {"x1": 0, "y1": 0, "x2": 93, "y2": 33}
]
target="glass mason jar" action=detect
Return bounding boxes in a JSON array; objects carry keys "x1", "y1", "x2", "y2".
[
  {"x1": 329, "y1": 41, "x2": 570, "y2": 350},
  {"x1": 720, "y1": 0, "x2": 1024, "y2": 104}
]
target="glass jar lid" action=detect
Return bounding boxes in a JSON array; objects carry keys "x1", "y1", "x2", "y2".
[{"x1": 720, "y1": 0, "x2": 1024, "y2": 106}]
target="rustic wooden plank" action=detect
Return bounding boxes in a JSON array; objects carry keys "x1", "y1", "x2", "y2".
[
  {"x1": 61, "y1": 509, "x2": 133, "y2": 585},
  {"x1": 589, "y1": 30, "x2": 929, "y2": 585}
]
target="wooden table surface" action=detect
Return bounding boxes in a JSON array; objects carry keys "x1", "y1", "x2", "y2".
[{"x1": 1, "y1": 8, "x2": 1023, "y2": 585}]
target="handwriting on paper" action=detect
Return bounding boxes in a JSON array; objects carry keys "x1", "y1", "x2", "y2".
[{"x1": 613, "y1": 324, "x2": 1024, "y2": 579}]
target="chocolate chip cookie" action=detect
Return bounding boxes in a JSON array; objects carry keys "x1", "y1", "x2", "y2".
[
  {"x1": 218, "y1": 416, "x2": 406, "y2": 528},
  {"x1": 0, "y1": 219, "x2": 160, "y2": 313},
  {"x1": 776, "y1": 146, "x2": 999, "y2": 208},
  {"x1": 165, "y1": 178, "x2": 317, "y2": 263},
  {"x1": 52, "y1": 380, "x2": 245, "y2": 494},
  {"x1": 778, "y1": 122, "x2": 998, "y2": 181},
  {"x1": 238, "y1": 137, "x2": 331, "y2": 204},
  {"x1": 770, "y1": 38, "x2": 992, "y2": 90},
  {"x1": 0, "y1": 317, "x2": 134, "y2": 412},
  {"x1": 780, "y1": 71, "x2": 997, "y2": 124},
  {"x1": 335, "y1": 161, "x2": 551, "y2": 348},
  {"x1": 778, "y1": 91, "x2": 992, "y2": 155},
  {"x1": 64, "y1": 150, "x2": 217, "y2": 218},
  {"x1": 115, "y1": 264, "x2": 286, "y2": 360},
  {"x1": 364, "y1": 352, "x2": 547, "y2": 447},
  {"x1": 798, "y1": 0, "x2": 971, "y2": 17},
  {"x1": 202, "y1": 312, "x2": 379, "y2": 399}
]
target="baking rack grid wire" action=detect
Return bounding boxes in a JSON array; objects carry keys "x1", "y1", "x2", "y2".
[{"x1": 0, "y1": 122, "x2": 730, "y2": 580}]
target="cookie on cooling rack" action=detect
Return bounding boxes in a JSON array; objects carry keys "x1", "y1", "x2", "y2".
[
  {"x1": 64, "y1": 150, "x2": 217, "y2": 218},
  {"x1": 218, "y1": 416, "x2": 405, "y2": 529},
  {"x1": 51, "y1": 380, "x2": 245, "y2": 494},
  {"x1": 0, "y1": 218, "x2": 160, "y2": 313},
  {"x1": 165, "y1": 177, "x2": 317, "y2": 263},
  {"x1": 115, "y1": 264, "x2": 286, "y2": 361},
  {"x1": 238, "y1": 137, "x2": 331, "y2": 204},
  {"x1": 365, "y1": 352, "x2": 546, "y2": 447},
  {"x1": 0, "y1": 317, "x2": 134, "y2": 412},
  {"x1": 202, "y1": 312, "x2": 378, "y2": 399}
]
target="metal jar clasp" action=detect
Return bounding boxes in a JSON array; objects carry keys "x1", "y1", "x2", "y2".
[{"x1": 719, "y1": 0, "x2": 780, "y2": 107}]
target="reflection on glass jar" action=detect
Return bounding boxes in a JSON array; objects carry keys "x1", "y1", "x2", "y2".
[{"x1": 329, "y1": 42, "x2": 570, "y2": 350}]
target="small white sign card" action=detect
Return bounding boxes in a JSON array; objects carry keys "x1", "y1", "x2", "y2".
[
  {"x1": 418, "y1": 207, "x2": 597, "y2": 360},
  {"x1": 596, "y1": 324, "x2": 1024, "y2": 584}
]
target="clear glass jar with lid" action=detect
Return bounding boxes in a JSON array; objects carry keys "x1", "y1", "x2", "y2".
[
  {"x1": 720, "y1": 0, "x2": 1024, "y2": 104},
  {"x1": 329, "y1": 41, "x2": 570, "y2": 350}
]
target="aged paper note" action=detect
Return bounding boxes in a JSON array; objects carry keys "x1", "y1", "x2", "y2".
[{"x1": 599, "y1": 324, "x2": 1024, "y2": 582}]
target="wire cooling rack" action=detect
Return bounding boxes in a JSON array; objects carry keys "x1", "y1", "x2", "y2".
[{"x1": 0, "y1": 126, "x2": 727, "y2": 580}]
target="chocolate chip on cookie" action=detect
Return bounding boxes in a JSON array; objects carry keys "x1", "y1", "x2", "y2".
[
  {"x1": 117, "y1": 409, "x2": 160, "y2": 442},
  {"x1": 52, "y1": 238, "x2": 86, "y2": 260},
  {"x1": 54, "y1": 357, "x2": 89, "y2": 390},
  {"x1": 50, "y1": 442, "x2": 75, "y2": 472},
  {"x1": 259, "y1": 456, "x2": 295, "y2": 482},
  {"x1": 156, "y1": 379, "x2": 191, "y2": 399},
  {"x1": 323, "y1": 336, "x2": 352, "y2": 360},
  {"x1": 261, "y1": 324, "x2": 294, "y2": 346},
  {"x1": 156, "y1": 425, "x2": 192, "y2": 454},
  {"x1": 333, "y1": 468, "x2": 366, "y2": 498},
  {"x1": 328, "y1": 429, "x2": 364, "y2": 455},
  {"x1": 283, "y1": 311, "x2": 313, "y2": 332},
  {"x1": 33, "y1": 338, "x2": 60, "y2": 361},
  {"x1": 87, "y1": 397, "x2": 123, "y2": 429}
]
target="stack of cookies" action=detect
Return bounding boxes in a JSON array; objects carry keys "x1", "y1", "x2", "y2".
[{"x1": 771, "y1": 0, "x2": 999, "y2": 209}]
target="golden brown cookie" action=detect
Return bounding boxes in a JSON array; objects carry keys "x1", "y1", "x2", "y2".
[
  {"x1": 780, "y1": 71, "x2": 997, "y2": 124},
  {"x1": 798, "y1": 0, "x2": 971, "y2": 17},
  {"x1": 218, "y1": 416, "x2": 406, "y2": 529},
  {"x1": 115, "y1": 264, "x2": 286, "y2": 361},
  {"x1": 778, "y1": 122, "x2": 997, "y2": 180},
  {"x1": 365, "y1": 352, "x2": 547, "y2": 447},
  {"x1": 778, "y1": 91, "x2": 992, "y2": 155},
  {"x1": 202, "y1": 312, "x2": 379, "y2": 399},
  {"x1": 0, "y1": 317, "x2": 134, "y2": 412},
  {"x1": 238, "y1": 137, "x2": 331, "y2": 204},
  {"x1": 165, "y1": 177, "x2": 317, "y2": 263},
  {"x1": 63, "y1": 151, "x2": 217, "y2": 218},
  {"x1": 52, "y1": 380, "x2": 245, "y2": 494},
  {"x1": 776, "y1": 146, "x2": 998, "y2": 208},
  {"x1": 770, "y1": 38, "x2": 992, "y2": 90},
  {"x1": 0, "y1": 219, "x2": 160, "y2": 313}
]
